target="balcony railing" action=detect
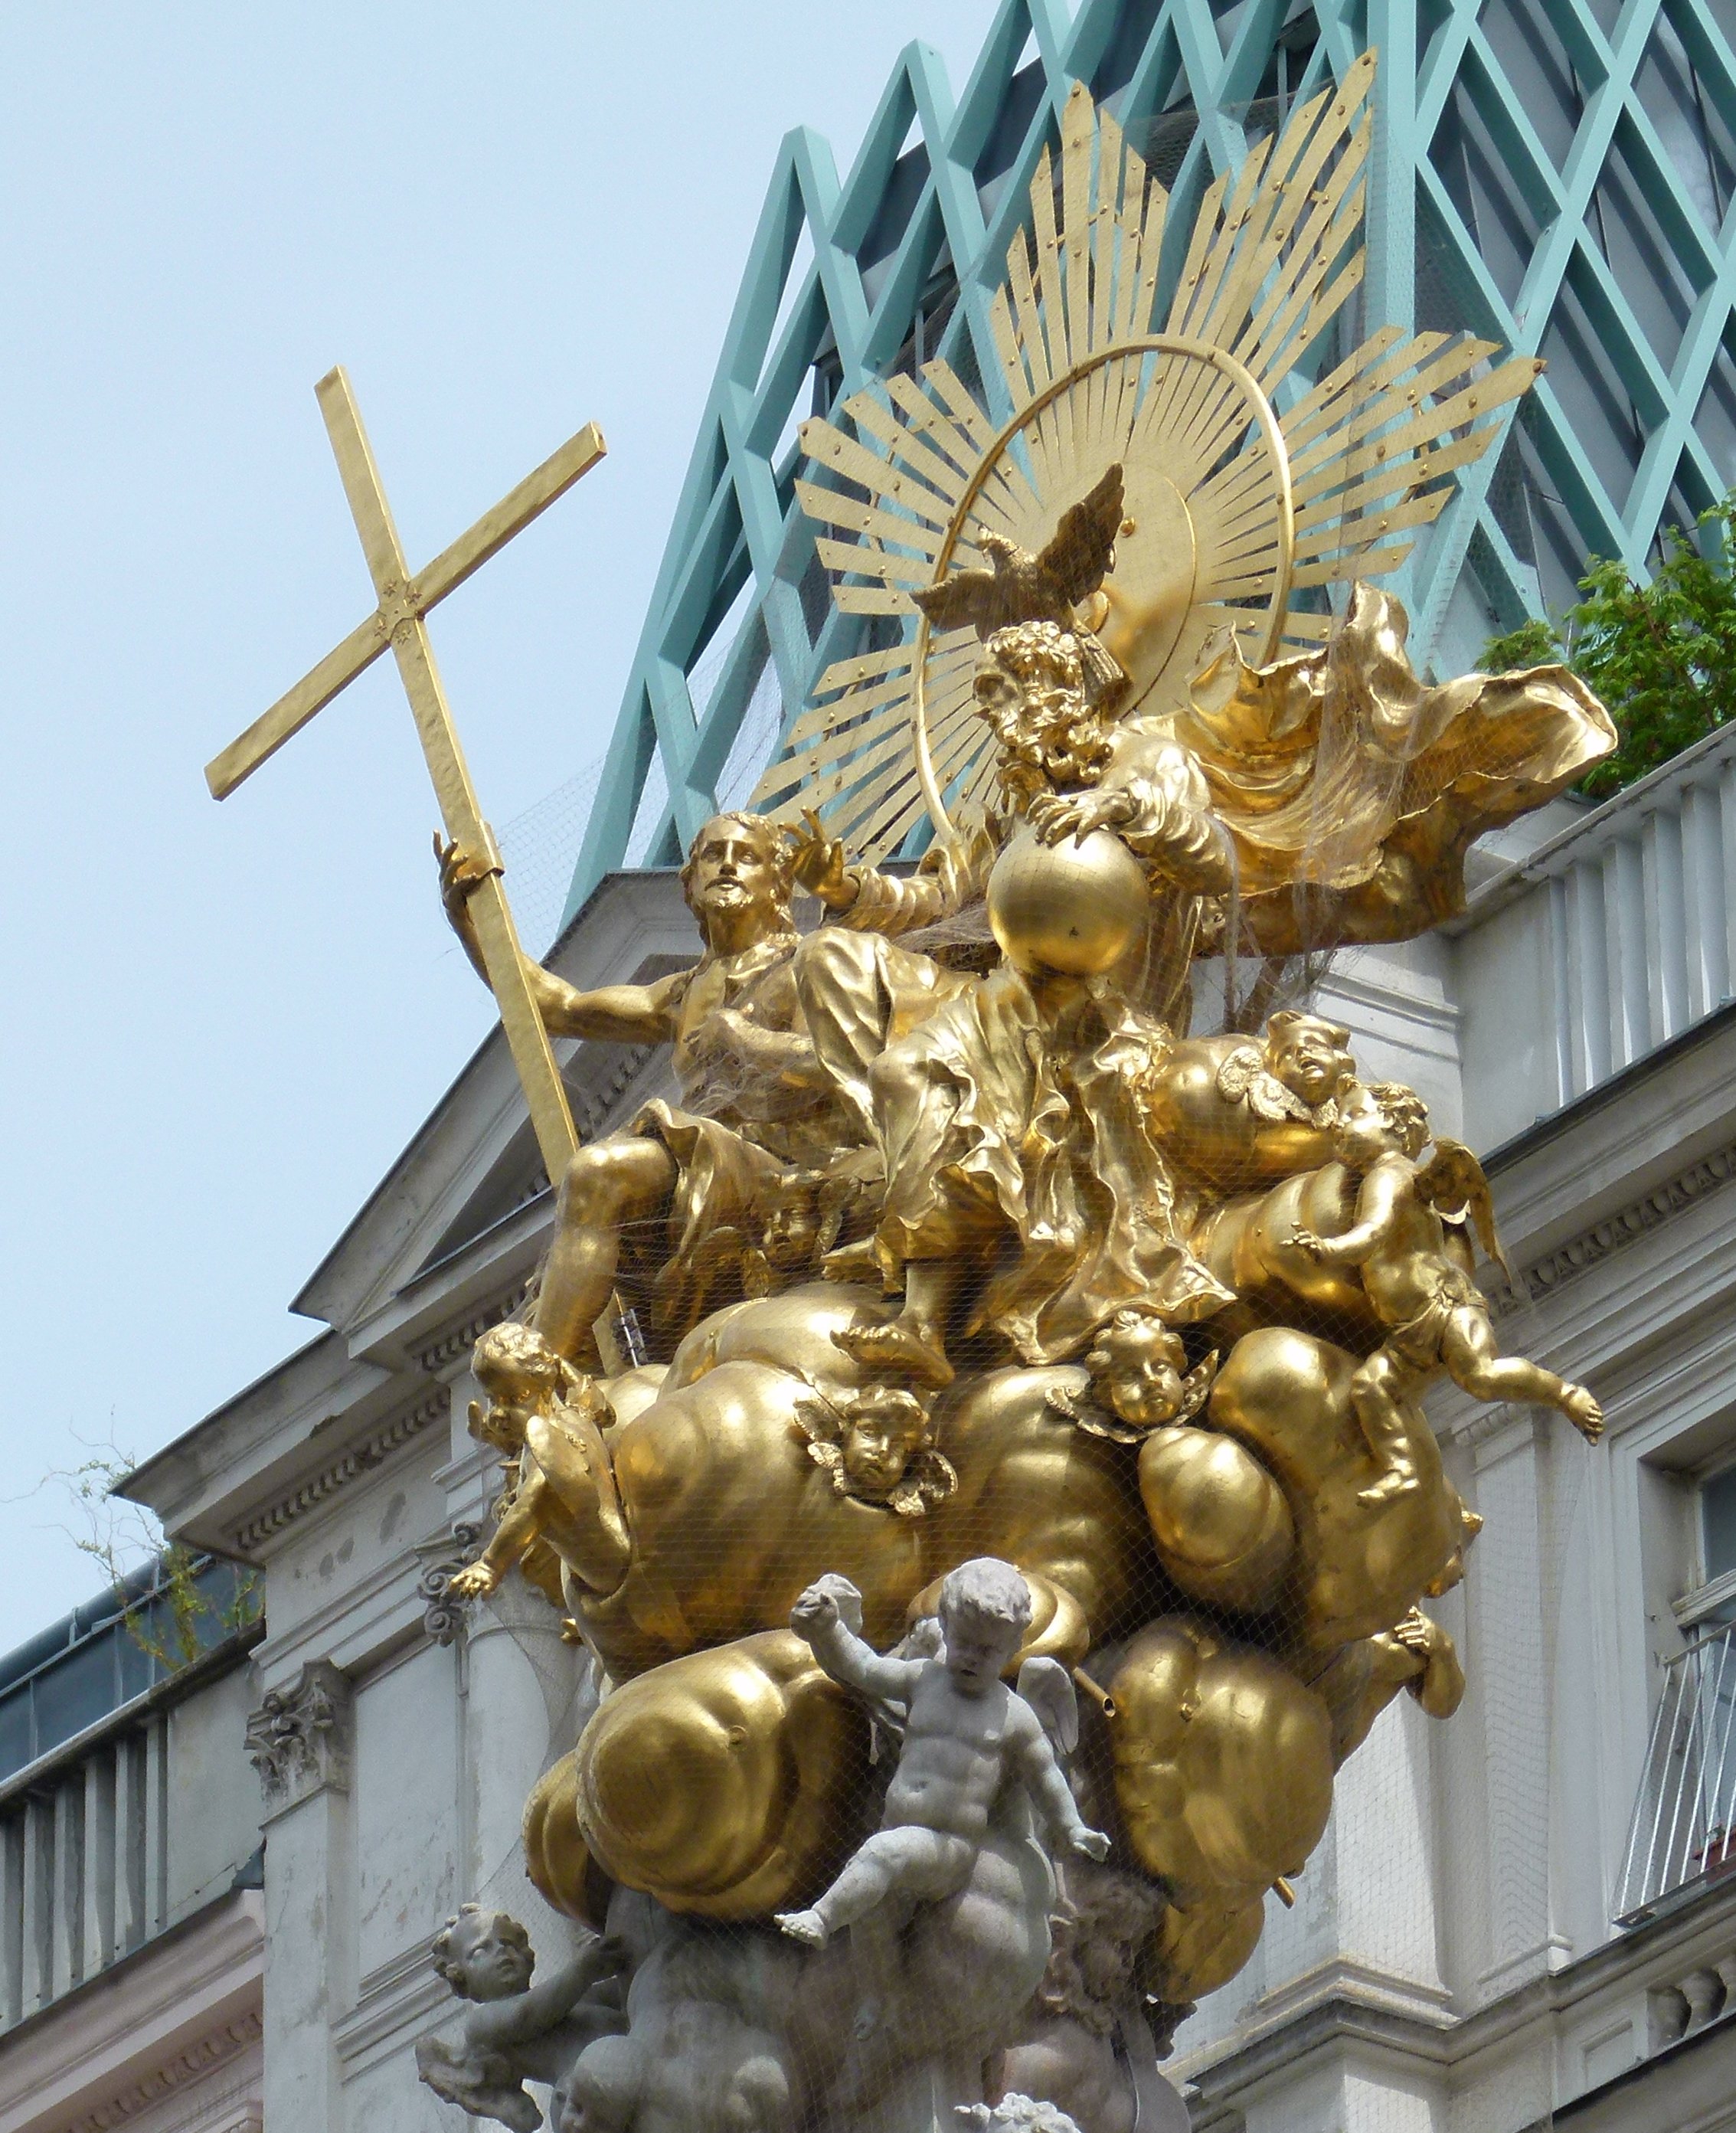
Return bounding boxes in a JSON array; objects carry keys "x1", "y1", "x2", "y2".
[
  {"x1": 1616, "y1": 1620, "x2": 1736, "y2": 1924},
  {"x1": 0, "y1": 1557, "x2": 263, "y2": 2033},
  {"x1": 1453, "y1": 719, "x2": 1736, "y2": 1151}
]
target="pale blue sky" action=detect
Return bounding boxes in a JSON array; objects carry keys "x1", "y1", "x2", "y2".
[{"x1": 0, "y1": 3, "x2": 1003, "y2": 1632}]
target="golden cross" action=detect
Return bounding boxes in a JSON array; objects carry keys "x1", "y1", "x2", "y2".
[{"x1": 207, "y1": 365, "x2": 605, "y2": 1186}]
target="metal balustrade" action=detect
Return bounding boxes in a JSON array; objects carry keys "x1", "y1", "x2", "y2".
[
  {"x1": 1616, "y1": 1618, "x2": 1736, "y2": 1923},
  {"x1": 1455, "y1": 721, "x2": 1736, "y2": 1149},
  {"x1": 0, "y1": 1715, "x2": 172, "y2": 2032},
  {"x1": 0, "y1": 1559, "x2": 263, "y2": 2036}
]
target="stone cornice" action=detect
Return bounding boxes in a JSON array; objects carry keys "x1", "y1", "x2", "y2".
[
  {"x1": 1182, "y1": 1872, "x2": 1736, "y2": 2122},
  {"x1": 0, "y1": 1889, "x2": 262, "y2": 2133},
  {"x1": 1319, "y1": 962, "x2": 1460, "y2": 1039},
  {"x1": 1491, "y1": 1134, "x2": 1736, "y2": 1323},
  {"x1": 64, "y1": 2010, "x2": 261, "y2": 2132},
  {"x1": 231, "y1": 1385, "x2": 449, "y2": 1552},
  {"x1": 575, "y1": 1039, "x2": 658, "y2": 1137},
  {"x1": 415, "y1": 1281, "x2": 533, "y2": 1375}
]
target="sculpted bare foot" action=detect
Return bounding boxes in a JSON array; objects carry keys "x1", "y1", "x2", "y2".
[
  {"x1": 1561, "y1": 1384, "x2": 1605, "y2": 1441},
  {"x1": 832, "y1": 1320, "x2": 955, "y2": 1389},
  {"x1": 1357, "y1": 1466, "x2": 1419, "y2": 1508},
  {"x1": 774, "y1": 1909, "x2": 829, "y2": 1948}
]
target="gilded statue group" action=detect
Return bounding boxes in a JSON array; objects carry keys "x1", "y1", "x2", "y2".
[{"x1": 402, "y1": 64, "x2": 1622, "y2": 2133}]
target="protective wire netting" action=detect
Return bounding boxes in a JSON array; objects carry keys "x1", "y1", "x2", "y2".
[
  {"x1": 424, "y1": 87, "x2": 1633, "y2": 2129},
  {"x1": 434, "y1": 724, "x2": 1615, "y2": 2133}
]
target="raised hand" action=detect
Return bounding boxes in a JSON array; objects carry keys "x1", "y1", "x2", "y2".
[
  {"x1": 1068, "y1": 1824, "x2": 1112, "y2": 1862},
  {"x1": 790, "y1": 1582, "x2": 842, "y2": 1637},
  {"x1": 1286, "y1": 1226, "x2": 1329, "y2": 1261},
  {"x1": 1390, "y1": 1607, "x2": 1438, "y2": 1659},
  {"x1": 449, "y1": 1561, "x2": 500, "y2": 1600},
  {"x1": 790, "y1": 808, "x2": 858, "y2": 909},
  {"x1": 434, "y1": 832, "x2": 494, "y2": 931}
]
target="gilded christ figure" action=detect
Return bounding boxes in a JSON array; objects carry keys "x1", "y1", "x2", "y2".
[{"x1": 440, "y1": 811, "x2": 849, "y2": 1364}]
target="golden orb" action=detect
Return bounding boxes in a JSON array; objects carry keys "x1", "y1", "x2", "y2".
[{"x1": 986, "y1": 822, "x2": 1149, "y2": 976}]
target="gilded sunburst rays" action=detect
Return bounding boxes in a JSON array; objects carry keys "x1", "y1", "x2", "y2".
[{"x1": 753, "y1": 53, "x2": 1540, "y2": 859}]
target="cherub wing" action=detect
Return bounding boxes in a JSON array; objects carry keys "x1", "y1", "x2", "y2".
[
  {"x1": 1174, "y1": 1351, "x2": 1220, "y2": 1425},
  {"x1": 414, "y1": 2036, "x2": 539, "y2": 2132},
  {"x1": 913, "y1": 568, "x2": 1002, "y2": 632},
  {"x1": 1213, "y1": 1042, "x2": 1264, "y2": 1104},
  {"x1": 1017, "y1": 1655, "x2": 1080, "y2": 1757},
  {"x1": 1044, "y1": 1381, "x2": 1143, "y2": 1444},
  {"x1": 1417, "y1": 1140, "x2": 1513, "y2": 1282},
  {"x1": 1036, "y1": 463, "x2": 1125, "y2": 608}
]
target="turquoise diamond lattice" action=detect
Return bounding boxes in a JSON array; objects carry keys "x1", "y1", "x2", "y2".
[{"x1": 564, "y1": 0, "x2": 1736, "y2": 921}]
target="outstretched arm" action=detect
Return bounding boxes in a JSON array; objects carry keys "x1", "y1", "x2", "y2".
[
  {"x1": 835, "y1": 823, "x2": 990, "y2": 938},
  {"x1": 1097, "y1": 731, "x2": 1234, "y2": 894},
  {"x1": 790, "y1": 1584, "x2": 919, "y2": 1703},
  {"x1": 1294, "y1": 1161, "x2": 1407, "y2": 1268},
  {"x1": 1026, "y1": 737, "x2": 1231, "y2": 893},
  {"x1": 450, "y1": 1471, "x2": 546, "y2": 1598},
  {"x1": 793, "y1": 805, "x2": 992, "y2": 938},
  {"x1": 464, "y1": 1935, "x2": 626, "y2": 2048},
  {"x1": 1013, "y1": 1706, "x2": 1109, "y2": 1858},
  {"x1": 438, "y1": 836, "x2": 687, "y2": 1044}
]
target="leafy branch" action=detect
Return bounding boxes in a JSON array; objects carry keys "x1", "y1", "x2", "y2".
[
  {"x1": 41, "y1": 1443, "x2": 260, "y2": 1673},
  {"x1": 1479, "y1": 495, "x2": 1736, "y2": 800}
]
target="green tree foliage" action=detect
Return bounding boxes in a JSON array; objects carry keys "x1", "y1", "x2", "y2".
[
  {"x1": 1479, "y1": 496, "x2": 1736, "y2": 800},
  {"x1": 52, "y1": 1446, "x2": 261, "y2": 1670}
]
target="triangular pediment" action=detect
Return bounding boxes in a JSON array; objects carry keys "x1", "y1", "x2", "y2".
[{"x1": 289, "y1": 868, "x2": 701, "y2": 1359}]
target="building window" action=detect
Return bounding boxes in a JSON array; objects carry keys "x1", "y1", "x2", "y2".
[
  {"x1": 1702, "y1": 1461, "x2": 1736, "y2": 1592},
  {"x1": 1617, "y1": 1456, "x2": 1736, "y2": 1919}
]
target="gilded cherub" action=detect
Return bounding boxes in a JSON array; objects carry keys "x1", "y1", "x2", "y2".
[
  {"x1": 794, "y1": 1383, "x2": 958, "y2": 1516},
  {"x1": 414, "y1": 1905, "x2": 626, "y2": 2132},
  {"x1": 450, "y1": 1322, "x2": 631, "y2": 1607},
  {"x1": 1290, "y1": 1081, "x2": 1604, "y2": 1503},
  {"x1": 774, "y1": 1559, "x2": 1109, "y2": 2034},
  {"x1": 1134, "y1": 1009, "x2": 1356, "y2": 1199},
  {"x1": 1047, "y1": 1310, "x2": 1218, "y2": 1444},
  {"x1": 1213, "y1": 1010, "x2": 1353, "y2": 1127}
]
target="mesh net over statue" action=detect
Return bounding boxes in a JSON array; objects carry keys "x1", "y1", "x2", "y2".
[{"x1": 416, "y1": 63, "x2": 1616, "y2": 2133}]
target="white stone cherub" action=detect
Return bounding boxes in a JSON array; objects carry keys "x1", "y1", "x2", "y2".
[
  {"x1": 414, "y1": 1904, "x2": 627, "y2": 2132},
  {"x1": 957, "y1": 2098, "x2": 1084, "y2": 2133},
  {"x1": 773, "y1": 1558, "x2": 1109, "y2": 2033}
]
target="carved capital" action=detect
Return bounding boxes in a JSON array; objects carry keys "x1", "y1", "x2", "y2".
[
  {"x1": 417, "y1": 1521, "x2": 485, "y2": 1647},
  {"x1": 245, "y1": 1660, "x2": 351, "y2": 1810}
]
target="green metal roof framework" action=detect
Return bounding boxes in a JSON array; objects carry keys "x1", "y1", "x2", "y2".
[{"x1": 564, "y1": 0, "x2": 1736, "y2": 920}]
